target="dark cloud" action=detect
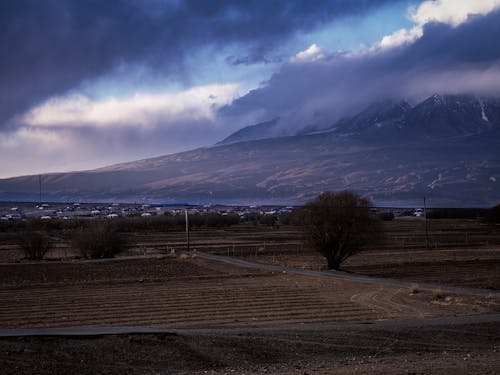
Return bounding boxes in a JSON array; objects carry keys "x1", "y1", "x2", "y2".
[
  {"x1": 222, "y1": 9, "x2": 500, "y2": 130},
  {"x1": 225, "y1": 46, "x2": 283, "y2": 66},
  {"x1": 0, "y1": 0, "x2": 398, "y2": 127}
]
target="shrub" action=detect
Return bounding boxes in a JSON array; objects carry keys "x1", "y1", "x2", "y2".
[
  {"x1": 72, "y1": 222, "x2": 124, "y2": 258},
  {"x1": 484, "y1": 204, "x2": 500, "y2": 224},
  {"x1": 409, "y1": 283, "x2": 420, "y2": 294},
  {"x1": 259, "y1": 214, "x2": 277, "y2": 226},
  {"x1": 432, "y1": 288, "x2": 444, "y2": 300},
  {"x1": 378, "y1": 211, "x2": 395, "y2": 221},
  {"x1": 18, "y1": 230, "x2": 51, "y2": 260}
]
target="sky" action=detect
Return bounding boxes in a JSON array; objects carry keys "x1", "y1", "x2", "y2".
[{"x1": 1, "y1": 0, "x2": 500, "y2": 178}]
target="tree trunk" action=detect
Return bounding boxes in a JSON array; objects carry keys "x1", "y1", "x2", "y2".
[{"x1": 326, "y1": 252, "x2": 341, "y2": 270}]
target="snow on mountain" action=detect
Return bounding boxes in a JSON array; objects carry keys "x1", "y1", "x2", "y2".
[{"x1": 1, "y1": 94, "x2": 499, "y2": 206}]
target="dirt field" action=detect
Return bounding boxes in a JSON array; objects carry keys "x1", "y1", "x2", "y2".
[
  {"x1": 1, "y1": 320, "x2": 500, "y2": 374},
  {"x1": 3, "y1": 257, "x2": 499, "y2": 330},
  {"x1": 1, "y1": 218, "x2": 500, "y2": 373},
  {"x1": 1, "y1": 256, "x2": 500, "y2": 374},
  {"x1": 2, "y1": 219, "x2": 499, "y2": 291}
]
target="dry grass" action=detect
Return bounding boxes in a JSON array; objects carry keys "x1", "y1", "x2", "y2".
[
  {"x1": 156, "y1": 253, "x2": 177, "y2": 260},
  {"x1": 179, "y1": 253, "x2": 189, "y2": 260},
  {"x1": 72, "y1": 223, "x2": 123, "y2": 259},
  {"x1": 432, "y1": 288, "x2": 444, "y2": 300},
  {"x1": 409, "y1": 283, "x2": 420, "y2": 294},
  {"x1": 18, "y1": 230, "x2": 52, "y2": 260}
]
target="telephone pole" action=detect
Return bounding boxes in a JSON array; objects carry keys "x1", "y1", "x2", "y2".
[
  {"x1": 38, "y1": 175, "x2": 42, "y2": 204},
  {"x1": 424, "y1": 196, "x2": 429, "y2": 249},
  {"x1": 185, "y1": 209, "x2": 190, "y2": 252}
]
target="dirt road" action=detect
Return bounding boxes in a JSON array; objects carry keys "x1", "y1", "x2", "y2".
[{"x1": 191, "y1": 250, "x2": 500, "y2": 297}]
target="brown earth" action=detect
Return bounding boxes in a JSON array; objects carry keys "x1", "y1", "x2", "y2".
[
  {"x1": 1, "y1": 219, "x2": 500, "y2": 373},
  {"x1": 1, "y1": 321, "x2": 499, "y2": 374},
  {"x1": 3, "y1": 257, "x2": 499, "y2": 330},
  {"x1": 1, "y1": 256, "x2": 500, "y2": 374}
]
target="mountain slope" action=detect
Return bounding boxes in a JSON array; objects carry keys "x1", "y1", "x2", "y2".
[
  {"x1": 331, "y1": 94, "x2": 500, "y2": 139},
  {"x1": 217, "y1": 118, "x2": 280, "y2": 145},
  {"x1": 1, "y1": 95, "x2": 499, "y2": 206}
]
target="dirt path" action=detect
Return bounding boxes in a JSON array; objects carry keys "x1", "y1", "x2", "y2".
[
  {"x1": 192, "y1": 251, "x2": 500, "y2": 298},
  {"x1": 2, "y1": 313, "x2": 500, "y2": 337}
]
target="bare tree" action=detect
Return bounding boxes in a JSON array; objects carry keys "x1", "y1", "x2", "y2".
[{"x1": 299, "y1": 191, "x2": 380, "y2": 270}]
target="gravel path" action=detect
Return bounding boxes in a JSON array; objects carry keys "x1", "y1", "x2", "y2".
[
  {"x1": 191, "y1": 250, "x2": 500, "y2": 297},
  {"x1": 2, "y1": 313, "x2": 500, "y2": 337}
]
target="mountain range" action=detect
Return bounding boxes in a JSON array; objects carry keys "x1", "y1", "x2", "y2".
[{"x1": 1, "y1": 94, "x2": 499, "y2": 206}]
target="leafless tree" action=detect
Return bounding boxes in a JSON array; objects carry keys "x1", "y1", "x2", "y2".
[{"x1": 299, "y1": 191, "x2": 381, "y2": 270}]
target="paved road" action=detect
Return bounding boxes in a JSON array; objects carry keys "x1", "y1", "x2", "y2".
[
  {"x1": 176, "y1": 312, "x2": 500, "y2": 335},
  {"x1": 2, "y1": 313, "x2": 500, "y2": 337},
  {"x1": 0, "y1": 326, "x2": 176, "y2": 337},
  {"x1": 190, "y1": 251, "x2": 500, "y2": 298}
]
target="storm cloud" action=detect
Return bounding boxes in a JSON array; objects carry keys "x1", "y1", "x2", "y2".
[
  {"x1": 222, "y1": 8, "x2": 500, "y2": 130},
  {"x1": 2, "y1": 0, "x2": 500, "y2": 179},
  {"x1": 0, "y1": 0, "x2": 397, "y2": 127}
]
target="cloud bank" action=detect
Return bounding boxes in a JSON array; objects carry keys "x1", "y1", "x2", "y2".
[
  {"x1": 0, "y1": 0, "x2": 395, "y2": 127},
  {"x1": 223, "y1": 5, "x2": 500, "y2": 130},
  {"x1": 2, "y1": 1, "x2": 500, "y2": 178}
]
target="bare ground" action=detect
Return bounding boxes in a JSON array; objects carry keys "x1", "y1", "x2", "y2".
[
  {"x1": 1, "y1": 320, "x2": 499, "y2": 374},
  {"x1": 1, "y1": 219, "x2": 500, "y2": 373},
  {"x1": 1, "y1": 257, "x2": 499, "y2": 330},
  {"x1": 1, "y1": 257, "x2": 499, "y2": 374}
]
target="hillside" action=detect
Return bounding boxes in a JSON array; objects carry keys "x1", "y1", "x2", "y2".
[{"x1": 1, "y1": 94, "x2": 499, "y2": 206}]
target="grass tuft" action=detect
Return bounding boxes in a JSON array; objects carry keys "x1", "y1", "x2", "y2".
[
  {"x1": 432, "y1": 288, "x2": 444, "y2": 300},
  {"x1": 409, "y1": 283, "x2": 420, "y2": 294}
]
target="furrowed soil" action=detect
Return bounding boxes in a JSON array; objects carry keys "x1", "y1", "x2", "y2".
[
  {"x1": 4, "y1": 257, "x2": 499, "y2": 330},
  {"x1": 1, "y1": 218, "x2": 500, "y2": 373},
  {"x1": 1, "y1": 321, "x2": 500, "y2": 374}
]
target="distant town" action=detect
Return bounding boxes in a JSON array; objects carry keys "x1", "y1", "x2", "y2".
[
  {"x1": 0, "y1": 201, "x2": 435, "y2": 222},
  {"x1": 0, "y1": 201, "x2": 297, "y2": 221}
]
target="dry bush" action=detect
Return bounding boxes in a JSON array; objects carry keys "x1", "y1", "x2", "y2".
[
  {"x1": 409, "y1": 283, "x2": 420, "y2": 294},
  {"x1": 155, "y1": 253, "x2": 177, "y2": 260},
  {"x1": 72, "y1": 222, "x2": 124, "y2": 259},
  {"x1": 378, "y1": 212, "x2": 395, "y2": 221},
  {"x1": 432, "y1": 288, "x2": 444, "y2": 300},
  {"x1": 484, "y1": 204, "x2": 500, "y2": 224},
  {"x1": 179, "y1": 253, "x2": 189, "y2": 260},
  {"x1": 156, "y1": 253, "x2": 177, "y2": 260},
  {"x1": 18, "y1": 230, "x2": 51, "y2": 260}
]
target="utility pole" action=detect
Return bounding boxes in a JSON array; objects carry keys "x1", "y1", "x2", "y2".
[
  {"x1": 424, "y1": 196, "x2": 429, "y2": 249},
  {"x1": 38, "y1": 175, "x2": 42, "y2": 204},
  {"x1": 185, "y1": 209, "x2": 190, "y2": 252}
]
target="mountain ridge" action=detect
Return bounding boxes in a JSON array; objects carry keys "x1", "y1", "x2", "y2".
[
  {"x1": 220, "y1": 94, "x2": 500, "y2": 143},
  {"x1": 1, "y1": 94, "x2": 499, "y2": 206}
]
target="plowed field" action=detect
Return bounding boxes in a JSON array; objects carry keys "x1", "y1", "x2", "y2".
[
  {"x1": 1, "y1": 218, "x2": 500, "y2": 374},
  {"x1": 1, "y1": 257, "x2": 499, "y2": 330}
]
